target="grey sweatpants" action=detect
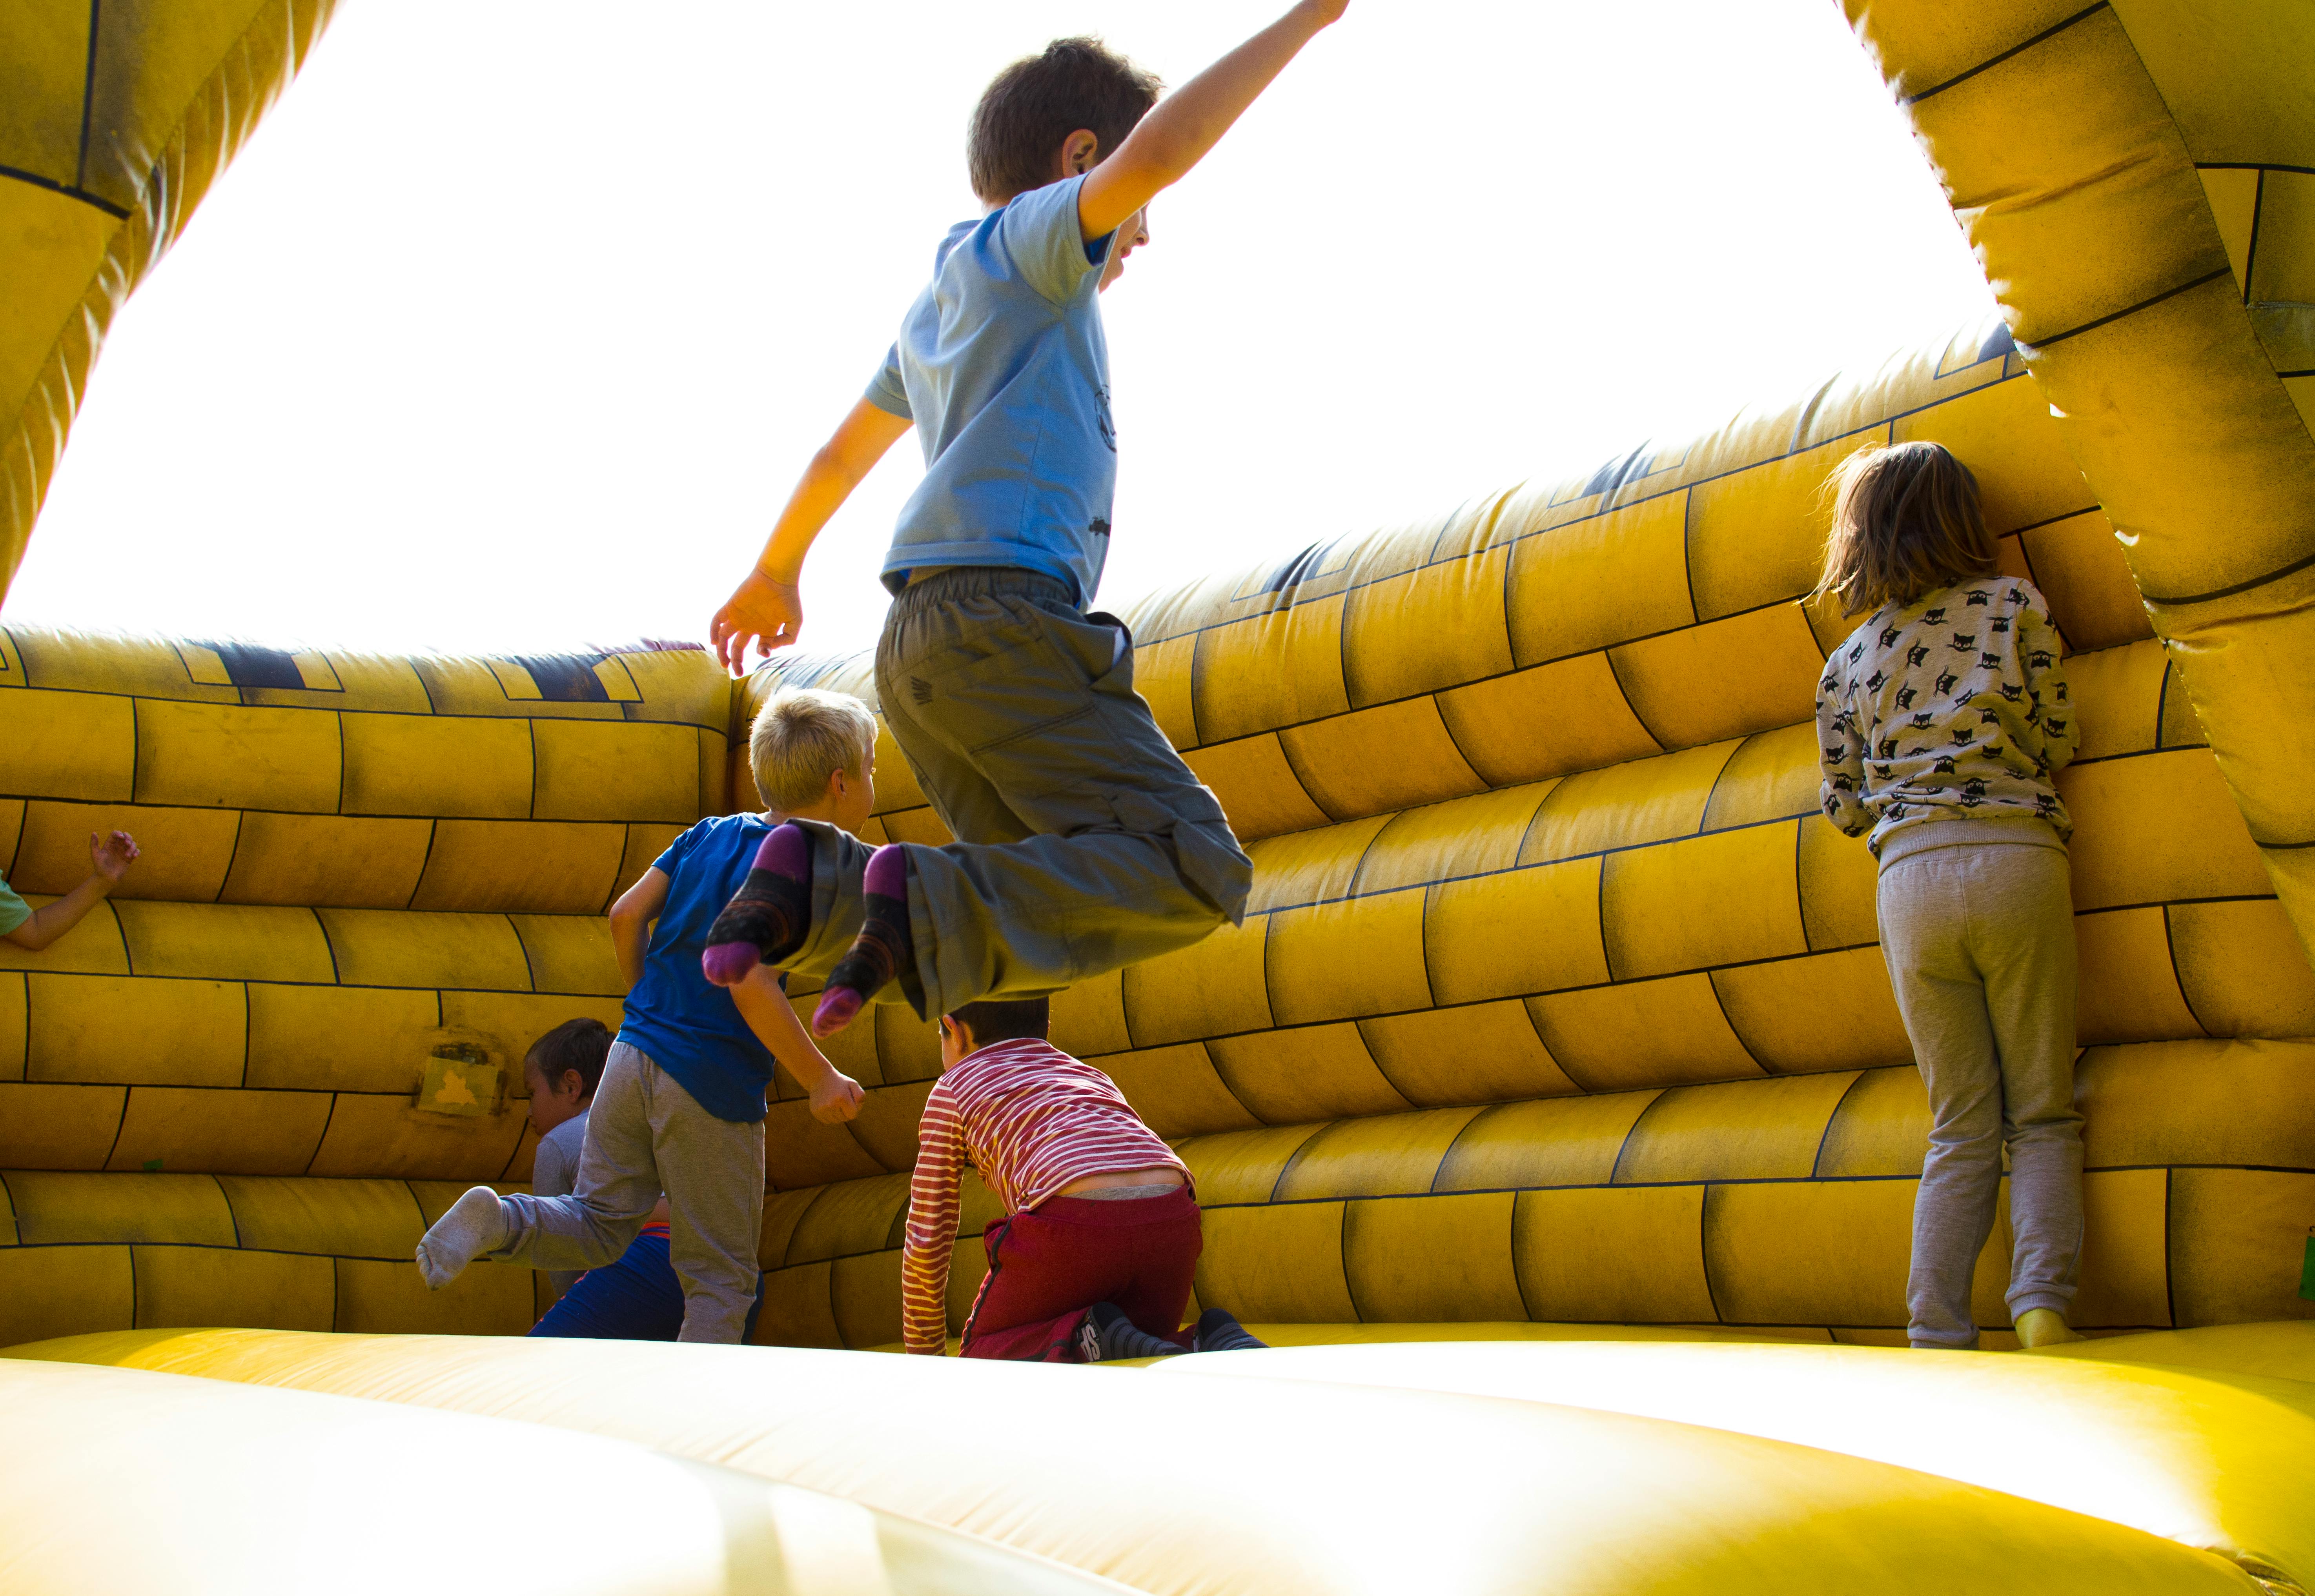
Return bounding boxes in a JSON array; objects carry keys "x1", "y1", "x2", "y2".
[
  {"x1": 783, "y1": 568, "x2": 1253, "y2": 1016},
  {"x1": 1877, "y1": 838, "x2": 2083, "y2": 1349},
  {"x1": 491, "y1": 1041, "x2": 764, "y2": 1343}
]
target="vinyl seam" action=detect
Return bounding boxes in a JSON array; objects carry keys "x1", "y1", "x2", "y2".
[
  {"x1": 0, "y1": 162, "x2": 131, "y2": 219},
  {"x1": 1899, "y1": 3, "x2": 2110, "y2": 105}
]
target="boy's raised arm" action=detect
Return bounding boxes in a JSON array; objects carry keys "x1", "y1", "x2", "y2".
[
  {"x1": 711, "y1": 397, "x2": 914, "y2": 672},
  {"x1": 1077, "y1": 0, "x2": 1347, "y2": 243}
]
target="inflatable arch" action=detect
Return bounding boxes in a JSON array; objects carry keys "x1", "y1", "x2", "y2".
[{"x1": 4, "y1": 2, "x2": 2315, "y2": 1593}]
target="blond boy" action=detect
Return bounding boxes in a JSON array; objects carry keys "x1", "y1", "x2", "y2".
[{"x1": 416, "y1": 689, "x2": 876, "y2": 1342}]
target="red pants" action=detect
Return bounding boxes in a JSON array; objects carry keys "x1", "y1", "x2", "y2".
[{"x1": 960, "y1": 1186, "x2": 1202, "y2": 1362}]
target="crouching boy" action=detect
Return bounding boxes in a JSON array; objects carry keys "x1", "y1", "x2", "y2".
[
  {"x1": 902, "y1": 997, "x2": 1264, "y2": 1361},
  {"x1": 415, "y1": 689, "x2": 875, "y2": 1341}
]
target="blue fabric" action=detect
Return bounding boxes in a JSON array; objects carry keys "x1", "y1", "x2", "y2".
[
  {"x1": 616, "y1": 813, "x2": 779, "y2": 1123},
  {"x1": 527, "y1": 1232, "x2": 768, "y2": 1342},
  {"x1": 869, "y1": 173, "x2": 1117, "y2": 604},
  {"x1": 0, "y1": 874, "x2": 27, "y2": 937},
  {"x1": 530, "y1": 1231, "x2": 687, "y2": 1340}
]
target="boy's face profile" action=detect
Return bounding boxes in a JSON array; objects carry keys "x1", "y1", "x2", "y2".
[
  {"x1": 525, "y1": 1058, "x2": 586, "y2": 1135},
  {"x1": 831, "y1": 754, "x2": 875, "y2": 834},
  {"x1": 1099, "y1": 208, "x2": 1149, "y2": 292}
]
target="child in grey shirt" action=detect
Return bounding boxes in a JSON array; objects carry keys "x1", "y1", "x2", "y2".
[{"x1": 521, "y1": 1018, "x2": 616, "y2": 1306}]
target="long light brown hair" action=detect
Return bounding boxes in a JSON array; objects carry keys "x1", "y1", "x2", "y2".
[{"x1": 1812, "y1": 441, "x2": 1999, "y2": 616}]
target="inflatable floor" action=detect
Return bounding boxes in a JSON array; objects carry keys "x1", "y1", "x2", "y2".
[{"x1": 4, "y1": 0, "x2": 2314, "y2": 1592}]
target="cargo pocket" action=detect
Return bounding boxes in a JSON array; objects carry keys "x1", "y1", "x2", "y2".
[
  {"x1": 1106, "y1": 783, "x2": 1253, "y2": 925},
  {"x1": 911, "y1": 616, "x2": 1100, "y2": 757}
]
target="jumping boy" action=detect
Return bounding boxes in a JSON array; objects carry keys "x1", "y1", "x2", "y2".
[
  {"x1": 902, "y1": 996, "x2": 1264, "y2": 1360},
  {"x1": 701, "y1": 5, "x2": 1349, "y2": 1034},
  {"x1": 415, "y1": 689, "x2": 876, "y2": 1342}
]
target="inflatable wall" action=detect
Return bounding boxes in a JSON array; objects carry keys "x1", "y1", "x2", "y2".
[{"x1": 4, "y1": 1, "x2": 2315, "y2": 1593}]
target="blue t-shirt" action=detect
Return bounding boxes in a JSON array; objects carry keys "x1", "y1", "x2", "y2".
[
  {"x1": 617, "y1": 813, "x2": 783, "y2": 1123},
  {"x1": 867, "y1": 173, "x2": 1117, "y2": 604}
]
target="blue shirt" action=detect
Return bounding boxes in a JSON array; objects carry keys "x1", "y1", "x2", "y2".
[
  {"x1": 617, "y1": 813, "x2": 783, "y2": 1123},
  {"x1": 867, "y1": 174, "x2": 1117, "y2": 604}
]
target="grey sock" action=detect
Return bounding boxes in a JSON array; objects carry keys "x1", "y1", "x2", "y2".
[{"x1": 415, "y1": 1186, "x2": 508, "y2": 1290}]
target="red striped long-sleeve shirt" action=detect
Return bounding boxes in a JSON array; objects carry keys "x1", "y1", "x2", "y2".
[{"x1": 901, "y1": 1036, "x2": 1189, "y2": 1356}]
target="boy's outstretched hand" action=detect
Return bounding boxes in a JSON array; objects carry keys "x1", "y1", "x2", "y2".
[
  {"x1": 711, "y1": 572, "x2": 804, "y2": 673},
  {"x1": 810, "y1": 1071, "x2": 867, "y2": 1125},
  {"x1": 89, "y1": 830, "x2": 138, "y2": 881}
]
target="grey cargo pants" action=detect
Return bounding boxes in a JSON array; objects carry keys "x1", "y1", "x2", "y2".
[{"x1": 781, "y1": 568, "x2": 1251, "y2": 1017}]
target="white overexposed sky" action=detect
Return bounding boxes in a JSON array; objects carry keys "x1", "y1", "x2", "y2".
[{"x1": 11, "y1": 0, "x2": 1997, "y2": 659}]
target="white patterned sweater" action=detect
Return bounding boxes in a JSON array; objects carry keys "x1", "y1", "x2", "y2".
[{"x1": 1816, "y1": 575, "x2": 2079, "y2": 861}]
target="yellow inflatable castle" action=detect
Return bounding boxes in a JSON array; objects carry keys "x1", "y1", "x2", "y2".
[{"x1": 4, "y1": 1, "x2": 2315, "y2": 1592}]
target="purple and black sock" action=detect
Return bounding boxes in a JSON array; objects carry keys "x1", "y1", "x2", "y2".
[
  {"x1": 811, "y1": 844, "x2": 913, "y2": 1036},
  {"x1": 701, "y1": 823, "x2": 813, "y2": 986}
]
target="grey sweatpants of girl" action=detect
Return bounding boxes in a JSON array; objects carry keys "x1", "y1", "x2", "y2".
[
  {"x1": 1877, "y1": 839, "x2": 2083, "y2": 1349},
  {"x1": 488, "y1": 1041, "x2": 765, "y2": 1343}
]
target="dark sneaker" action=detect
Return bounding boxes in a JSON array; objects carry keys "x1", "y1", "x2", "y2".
[
  {"x1": 1075, "y1": 1302, "x2": 1184, "y2": 1362},
  {"x1": 1192, "y1": 1308, "x2": 1267, "y2": 1352}
]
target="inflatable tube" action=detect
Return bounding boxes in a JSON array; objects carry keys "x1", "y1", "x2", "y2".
[
  {"x1": 2, "y1": 1328, "x2": 2273, "y2": 1596},
  {"x1": 1, "y1": 1, "x2": 337, "y2": 595},
  {"x1": 0, "y1": 1355, "x2": 1139, "y2": 1596},
  {"x1": 2027, "y1": 1322, "x2": 2315, "y2": 1386},
  {"x1": 1845, "y1": 0, "x2": 2315, "y2": 954},
  {"x1": 1150, "y1": 1338, "x2": 2315, "y2": 1591}
]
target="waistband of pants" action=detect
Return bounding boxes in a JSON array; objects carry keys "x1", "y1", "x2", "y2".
[
  {"x1": 1877, "y1": 814, "x2": 2067, "y2": 872},
  {"x1": 1018, "y1": 1183, "x2": 1200, "y2": 1225},
  {"x1": 889, "y1": 565, "x2": 1076, "y2": 622}
]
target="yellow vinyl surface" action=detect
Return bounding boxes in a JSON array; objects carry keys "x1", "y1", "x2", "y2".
[
  {"x1": 0, "y1": 1356, "x2": 1132, "y2": 1596},
  {"x1": 1152, "y1": 1338, "x2": 2315, "y2": 1591},
  {"x1": 4, "y1": 1328, "x2": 2273, "y2": 1596}
]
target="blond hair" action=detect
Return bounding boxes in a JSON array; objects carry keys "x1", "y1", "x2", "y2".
[
  {"x1": 1812, "y1": 441, "x2": 2000, "y2": 616},
  {"x1": 749, "y1": 688, "x2": 877, "y2": 814}
]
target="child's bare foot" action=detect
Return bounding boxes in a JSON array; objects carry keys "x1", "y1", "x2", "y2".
[
  {"x1": 2013, "y1": 1307, "x2": 2084, "y2": 1348},
  {"x1": 415, "y1": 1186, "x2": 508, "y2": 1289},
  {"x1": 812, "y1": 844, "x2": 912, "y2": 1036},
  {"x1": 703, "y1": 824, "x2": 814, "y2": 985}
]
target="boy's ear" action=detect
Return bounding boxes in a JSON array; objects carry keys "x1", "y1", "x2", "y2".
[{"x1": 1059, "y1": 129, "x2": 1099, "y2": 178}]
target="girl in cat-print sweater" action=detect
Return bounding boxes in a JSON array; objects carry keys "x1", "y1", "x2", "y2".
[{"x1": 1814, "y1": 440, "x2": 2084, "y2": 1352}]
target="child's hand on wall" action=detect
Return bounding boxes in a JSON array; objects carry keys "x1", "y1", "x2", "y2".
[
  {"x1": 810, "y1": 1071, "x2": 866, "y2": 1125},
  {"x1": 88, "y1": 830, "x2": 138, "y2": 883}
]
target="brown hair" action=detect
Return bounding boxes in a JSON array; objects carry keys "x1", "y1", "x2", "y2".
[
  {"x1": 749, "y1": 688, "x2": 877, "y2": 815},
  {"x1": 1812, "y1": 441, "x2": 2000, "y2": 616},
  {"x1": 947, "y1": 997, "x2": 1051, "y2": 1048},
  {"x1": 526, "y1": 1017, "x2": 612, "y2": 1102},
  {"x1": 968, "y1": 38, "x2": 1162, "y2": 205}
]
